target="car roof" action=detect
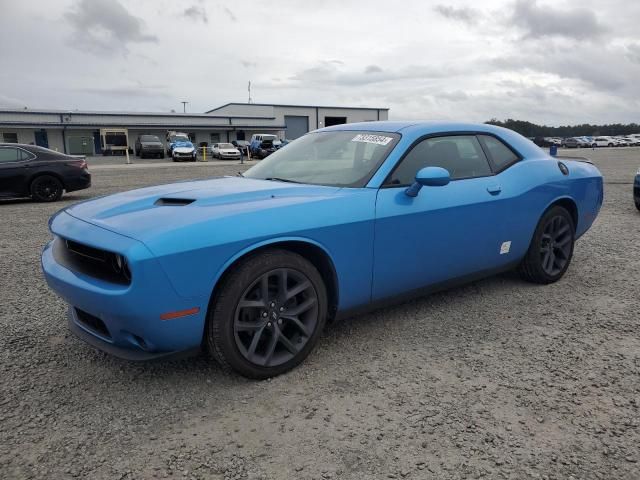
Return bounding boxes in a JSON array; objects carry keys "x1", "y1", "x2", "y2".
[
  {"x1": 318, "y1": 121, "x2": 546, "y2": 159},
  {"x1": 0, "y1": 143, "x2": 34, "y2": 148}
]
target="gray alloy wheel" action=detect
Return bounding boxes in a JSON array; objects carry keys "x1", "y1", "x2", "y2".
[
  {"x1": 233, "y1": 268, "x2": 319, "y2": 368},
  {"x1": 30, "y1": 175, "x2": 63, "y2": 202},
  {"x1": 539, "y1": 215, "x2": 573, "y2": 276},
  {"x1": 518, "y1": 206, "x2": 575, "y2": 284},
  {"x1": 207, "y1": 249, "x2": 327, "y2": 379}
]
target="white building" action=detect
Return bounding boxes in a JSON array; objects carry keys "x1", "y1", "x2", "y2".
[{"x1": 0, "y1": 103, "x2": 389, "y2": 155}]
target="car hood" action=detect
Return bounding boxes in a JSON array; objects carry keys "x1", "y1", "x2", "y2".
[
  {"x1": 172, "y1": 140, "x2": 193, "y2": 148},
  {"x1": 64, "y1": 177, "x2": 343, "y2": 243},
  {"x1": 141, "y1": 142, "x2": 162, "y2": 147}
]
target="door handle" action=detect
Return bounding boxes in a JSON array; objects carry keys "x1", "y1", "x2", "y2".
[{"x1": 487, "y1": 184, "x2": 501, "y2": 195}]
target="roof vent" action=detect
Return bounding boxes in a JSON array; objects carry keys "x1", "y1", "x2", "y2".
[{"x1": 154, "y1": 198, "x2": 195, "y2": 206}]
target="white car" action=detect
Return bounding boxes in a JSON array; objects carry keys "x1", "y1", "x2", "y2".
[
  {"x1": 591, "y1": 136, "x2": 616, "y2": 148},
  {"x1": 210, "y1": 143, "x2": 241, "y2": 160},
  {"x1": 172, "y1": 145, "x2": 197, "y2": 161}
]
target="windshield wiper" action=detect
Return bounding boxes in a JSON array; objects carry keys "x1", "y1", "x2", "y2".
[
  {"x1": 237, "y1": 171, "x2": 244, "y2": 177},
  {"x1": 264, "y1": 177, "x2": 301, "y2": 184}
]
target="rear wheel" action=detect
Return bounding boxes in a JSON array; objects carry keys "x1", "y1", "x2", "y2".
[
  {"x1": 31, "y1": 175, "x2": 63, "y2": 202},
  {"x1": 518, "y1": 206, "x2": 575, "y2": 284},
  {"x1": 206, "y1": 249, "x2": 327, "y2": 379}
]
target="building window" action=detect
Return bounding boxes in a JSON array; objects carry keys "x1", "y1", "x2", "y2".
[
  {"x1": 324, "y1": 117, "x2": 347, "y2": 127},
  {"x1": 2, "y1": 132, "x2": 18, "y2": 143}
]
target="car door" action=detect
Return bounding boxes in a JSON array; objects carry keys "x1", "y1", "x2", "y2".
[
  {"x1": 0, "y1": 146, "x2": 33, "y2": 196},
  {"x1": 372, "y1": 134, "x2": 515, "y2": 301}
]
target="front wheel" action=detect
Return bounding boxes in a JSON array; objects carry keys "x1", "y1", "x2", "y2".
[
  {"x1": 31, "y1": 175, "x2": 63, "y2": 202},
  {"x1": 518, "y1": 206, "x2": 575, "y2": 284},
  {"x1": 206, "y1": 249, "x2": 327, "y2": 379}
]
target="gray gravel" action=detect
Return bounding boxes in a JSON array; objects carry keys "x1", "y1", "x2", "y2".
[{"x1": 1, "y1": 149, "x2": 639, "y2": 480}]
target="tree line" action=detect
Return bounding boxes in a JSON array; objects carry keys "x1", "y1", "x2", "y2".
[{"x1": 485, "y1": 119, "x2": 640, "y2": 138}]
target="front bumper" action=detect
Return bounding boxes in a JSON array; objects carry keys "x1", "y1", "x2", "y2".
[
  {"x1": 141, "y1": 147, "x2": 163, "y2": 154},
  {"x1": 219, "y1": 153, "x2": 241, "y2": 159},
  {"x1": 173, "y1": 151, "x2": 196, "y2": 160},
  {"x1": 67, "y1": 307, "x2": 200, "y2": 361},
  {"x1": 42, "y1": 212, "x2": 208, "y2": 360}
]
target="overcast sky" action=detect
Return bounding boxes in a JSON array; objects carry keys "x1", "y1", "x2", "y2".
[{"x1": 1, "y1": 0, "x2": 639, "y2": 125}]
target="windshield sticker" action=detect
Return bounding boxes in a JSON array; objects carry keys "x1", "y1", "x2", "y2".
[{"x1": 351, "y1": 134, "x2": 393, "y2": 146}]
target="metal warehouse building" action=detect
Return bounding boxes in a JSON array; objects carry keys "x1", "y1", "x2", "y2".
[{"x1": 0, "y1": 103, "x2": 388, "y2": 155}]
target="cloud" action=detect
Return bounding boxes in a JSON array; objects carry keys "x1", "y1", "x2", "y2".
[
  {"x1": 184, "y1": 5, "x2": 208, "y2": 23},
  {"x1": 78, "y1": 84, "x2": 169, "y2": 98},
  {"x1": 277, "y1": 61, "x2": 466, "y2": 88},
  {"x1": 64, "y1": 0, "x2": 157, "y2": 56},
  {"x1": 512, "y1": 0, "x2": 607, "y2": 40},
  {"x1": 0, "y1": 94, "x2": 27, "y2": 108},
  {"x1": 437, "y1": 90, "x2": 469, "y2": 102},
  {"x1": 626, "y1": 43, "x2": 640, "y2": 64},
  {"x1": 223, "y1": 7, "x2": 237, "y2": 22},
  {"x1": 433, "y1": 5, "x2": 479, "y2": 25}
]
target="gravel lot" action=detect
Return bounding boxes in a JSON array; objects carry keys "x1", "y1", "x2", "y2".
[{"x1": 1, "y1": 148, "x2": 639, "y2": 480}]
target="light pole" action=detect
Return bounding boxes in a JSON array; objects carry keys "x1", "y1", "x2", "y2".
[{"x1": 181, "y1": 101, "x2": 189, "y2": 113}]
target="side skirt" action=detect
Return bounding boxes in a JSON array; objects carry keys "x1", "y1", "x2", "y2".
[{"x1": 334, "y1": 260, "x2": 521, "y2": 322}]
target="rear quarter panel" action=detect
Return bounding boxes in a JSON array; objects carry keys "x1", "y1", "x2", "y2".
[{"x1": 493, "y1": 158, "x2": 602, "y2": 260}]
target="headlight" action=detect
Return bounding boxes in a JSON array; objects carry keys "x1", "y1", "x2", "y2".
[{"x1": 111, "y1": 253, "x2": 131, "y2": 281}]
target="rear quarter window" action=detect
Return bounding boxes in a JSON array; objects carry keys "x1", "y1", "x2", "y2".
[{"x1": 478, "y1": 135, "x2": 519, "y2": 172}]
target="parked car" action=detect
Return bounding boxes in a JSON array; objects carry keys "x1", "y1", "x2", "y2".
[
  {"x1": 250, "y1": 134, "x2": 279, "y2": 158},
  {"x1": 0, "y1": 143, "x2": 90, "y2": 202},
  {"x1": 135, "y1": 135, "x2": 165, "y2": 159},
  {"x1": 635, "y1": 168, "x2": 640, "y2": 211},
  {"x1": 41, "y1": 122, "x2": 604, "y2": 378},
  {"x1": 165, "y1": 131, "x2": 192, "y2": 156},
  {"x1": 166, "y1": 132, "x2": 197, "y2": 162},
  {"x1": 231, "y1": 140, "x2": 250, "y2": 156},
  {"x1": 591, "y1": 137, "x2": 615, "y2": 148},
  {"x1": 211, "y1": 143, "x2": 241, "y2": 160},
  {"x1": 562, "y1": 137, "x2": 581, "y2": 148}
]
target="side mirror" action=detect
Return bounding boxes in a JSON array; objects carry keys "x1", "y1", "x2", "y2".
[{"x1": 405, "y1": 167, "x2": 451, "y2": 197}]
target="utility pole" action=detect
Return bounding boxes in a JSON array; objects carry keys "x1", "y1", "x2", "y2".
[
  {"x1": 248, "y1": 81, "x2": 252, "y2": 104},
  {"x1": 181, "y1": 101, "x2": 189, "y2": 113}
]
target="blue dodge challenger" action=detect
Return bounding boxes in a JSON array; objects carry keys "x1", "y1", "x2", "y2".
[{"x1": 42, "y1": 122, "x2": 603, "y2": 378}]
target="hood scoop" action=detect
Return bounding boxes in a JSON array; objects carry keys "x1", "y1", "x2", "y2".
[{"x1": 154, "y1": 198, "x2": 195, "y2": 206}]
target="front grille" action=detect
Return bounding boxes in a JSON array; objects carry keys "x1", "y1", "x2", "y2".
[
  {"x1": 75, "y1": 308, "x2": 111, "y2": 338},
  {"x1": 53, "y1": 237, "x2": 132, "y2": 285}
]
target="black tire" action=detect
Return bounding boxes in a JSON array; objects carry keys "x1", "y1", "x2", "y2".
[
  {"x1": 30, "y1": 175, "x2": 64, "y2": 202},
  {"x1": 206, "y1": 249, "x2": 328, "y2": 379},
  {"x1": 635, "y1": 199, "x2": 640, "y2": 211},
  {"x1": 518, "y1": 206, "x2": 575, "y2": 284},
  {"x1": 160, "y1": 152, "x2": 165, "y2": 159}
]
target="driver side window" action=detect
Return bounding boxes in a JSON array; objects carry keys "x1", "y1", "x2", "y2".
[{"x1": 387, "y1": 135, "x2": 492, "y2": 186}]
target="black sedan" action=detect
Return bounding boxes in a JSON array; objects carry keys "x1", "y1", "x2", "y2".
[{"x1": 0, "y1": 144, "x2": 91, "y2": 202}]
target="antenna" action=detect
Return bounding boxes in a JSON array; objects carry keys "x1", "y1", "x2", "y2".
[
  {"x1": 248, "y1": 81, "x2": 252, "y2": 104},
  {"x1": 180, "y1": 101, "x2": 189, "y2": 113}
]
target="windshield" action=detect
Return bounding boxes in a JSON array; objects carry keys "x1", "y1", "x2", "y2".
[
  {"x1": 244, "y1": 131, "x2": 400, "y2": 187},
  {"x1": 141, "y1": 135, "x2": 160, "y2": 142},
  {"x1": 219, "y1": 143, "x2": 234, "y2": 149},
  {"x1": 171, "y1": 135, "x2": 190, "y2": 143}
]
